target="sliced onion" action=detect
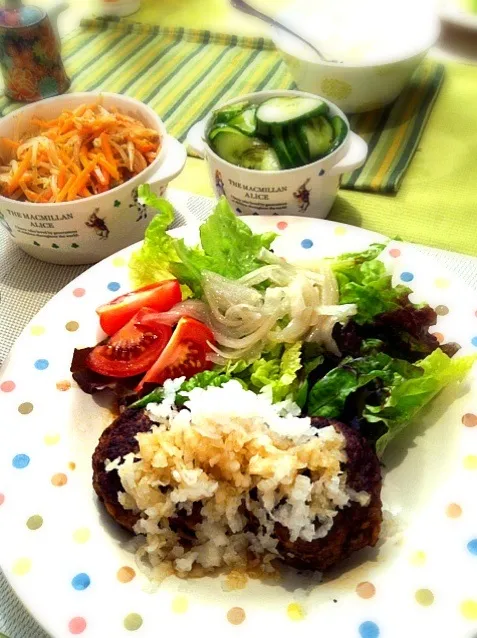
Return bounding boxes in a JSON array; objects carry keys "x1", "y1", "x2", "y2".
[{"x1": 152, "y1": 300, "x2": 210, "y2": 326}]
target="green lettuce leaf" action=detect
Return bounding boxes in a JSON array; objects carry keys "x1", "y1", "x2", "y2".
[
  {"x1": 307, "y1": 353, "x2": 420, "y2": 419},
  {"x1": 129, "y1": 193, "x2": 276, "y2": 297},
  {"x1": 331, "y1": 243, "x2": 411, "y2": 324},
  {"x1": 367, "y1": 349, "x2": 477, "y2": 456}
]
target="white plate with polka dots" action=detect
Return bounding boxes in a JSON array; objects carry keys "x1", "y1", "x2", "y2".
[{"x1": 1, "y1": 216, "x2": 477, "y2": 638}]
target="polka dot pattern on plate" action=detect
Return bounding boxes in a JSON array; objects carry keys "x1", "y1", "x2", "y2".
[
  {"x1": 73, "y1": 528, "x2": 90, "y2": 544},
  {"x1": 56, "y1": 380, "x2": 71, "y2": 392},
  {"x1": 301, "y1": 239, "x2": 313, "y2": 249},
  {"x1": 400, "y1": 271, "x2": 414, "y2": 283},
  {"x1": 467, "y1": 539, "x2": 477, "y2": 555},
  {"x1": 356, "y1": 582, "x2": 376, "y2": 599},
  {"x1": 26, "y1": 515, "x2": 43, "y2": 530},
  {"x1": 432, "y1": 332, "x2": 444, "y2": 344},
  {"x1": 71, "y1": 573, "x2": 90, "y2": 591},
  {"x1": 446, "y1": 503, "x2": 462, "y2": 518},
  {"x1": 472, "y1": 336, "x2": 477, "y2": 347},
  {"x1": 463, "y1": 455, "x2": 477, "y2": 470},
  {"x1": 12, "y1": 558, "x2": 31, "y2": 576},
  {"x1": 277, "y1": 221, "x2": 287, "y2": 231},
  {"x1": 44, "y1": 433, "x2": 60, "y2": 446},
  {"x1": 117, "y1": 566, "x2": 135, "y2": 583},
  {"x1": 107, "y1": 281, "x2": 121, "y2": 292},
  {"x1": 435, "y1": 304, "x2": 449, "y2": 316},
  {"x1": 51, "y1": 473, "x2": 67, "y2": 487},
  {"x1": 18, "y1": 402, "x2": 33, "y2": 415},
  {"x1": 124, "y1": 613, "x2": 143, "y2": 631},
  {"x1": 415, "y1": 589, "x2": 434, "y2": 606},
  {"x1": 65, "y1": 321, "x2": 79, "y2": 332},
  {"x1": 334, "y1": 226, "x2": 347, "y2": 236},
  {"x1": 1, "y1": 380, "x2": 15, "y2": 392},
  {"x1": 389, "y1": 248, "x2": 401, "y2": 258},
  {"x1": 410, "y1": 551, "x2": 426, "y2": 566},
  {"x1": 227, "y1": 607, "x2": 246, "y2": 625},
  {"x1": 171, "y1": 595, "x2": 188, "y2": 614},
  {"x1": 12, "y1": 454, "x2": 30, "y2": 469},
  {"x1": 287, "y1": 603, "x2": 305, "y2": 621},
  {"x1": 435, "y1": 277, "x2": 450, "y2": 289},
  {"x1": 30, "y1": 325, "x2": 45, "y2": 336},
  {"x1": 0, "y1": 494, "x2": 4, "y2": 506},
  {"x1": 112, "y1": 256, "x2": 126, "y2": 267},
  {"x1": 72, "y1": 288, "x2": 85, "y2": 298},
  {"x1": 68, "y1": 617, "x2": 86, "y2": 634},
  {"x1": 359, "y1": 621, "x2": 380, "y2": 638},
  {"x1": 34, "y1": 359, "x2": 49, "y2": 371},
  {"x1": 462, "y1": 413, "x2": 477, "y2": 427},
  {"x1": 461, "y1": 600, "x2": 477, "y2": 620}
]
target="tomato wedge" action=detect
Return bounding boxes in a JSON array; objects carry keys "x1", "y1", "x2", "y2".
[
  {"x1": 97, "y1": 280, "x2": 181, "y2": 336},
  {"x1": 136, "y1": 317, "x2": 215, "y2": 392},
  {"x1": 87, "y1": 308, "x2": 172, "y2": 378}
]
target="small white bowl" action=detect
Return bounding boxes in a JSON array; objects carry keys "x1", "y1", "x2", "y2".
[
  {"x1": 0, "y1": 92, "x2": 186, "y2": 265},
  {"x1": 187, "y1": 89, "x2": 367, "y2": 219},
  {"x1": 272, "y1": 2, "x2": 440, "y2": 113}
]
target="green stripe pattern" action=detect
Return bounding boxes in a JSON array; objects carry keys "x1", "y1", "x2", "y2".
[{"x1": 0, "y1": 19, "x2": 444, "y2": 194}]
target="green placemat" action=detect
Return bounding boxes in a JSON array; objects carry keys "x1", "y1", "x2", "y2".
[{"x1": 0, "y1": 19, "x2": 443, "y2": 194}]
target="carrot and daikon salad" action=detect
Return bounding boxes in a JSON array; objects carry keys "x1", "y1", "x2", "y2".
[{"x1": 0, "y1": 103, "x2": 161, "y2": 203}]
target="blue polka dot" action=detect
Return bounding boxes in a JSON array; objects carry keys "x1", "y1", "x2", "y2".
[
  {"x1": 400, "y1": 271, "x2": 414, "y2": 283},
  {"x1": 107, "y1": 281, "x2": 121, "y2": 292},
  {"x1": 34, "y1": 359, "x2": 49, "y2": 371},
  {"x1": 301, "y1": 238, "x2": 313, "y2": 249},
  {"x1": 471, "y1": 336, "x2": 477, "y2": 348},
  {"x1": 467, "y1": 539, "x2": 477, "y2": 555},
  {"x1": 12, "y1": 454, "x2": 30, "y2": 469},
  {"x1": 359, "y1": 621, "x2": 380, "y2": 638},
  {"x1": 71, "y1": 573, "x2": 90, "y2": 591}
]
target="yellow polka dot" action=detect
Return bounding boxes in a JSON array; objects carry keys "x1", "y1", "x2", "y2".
[
  {"x1": 13, "y1": 558, "x2": 31, "y2": 576},
  {"x1": 334, "y1": 226, "x2": 347, "y2": 236},
  {"x1": 287, "y1": 602, "x2": 305, "y2": 621},
  {"x1": 30, "y1": 325, "x2": 45, "y2": 336},
  {"x1": 171, "y1": 595, "x2": 189, "y2": 614},
  {"x1": 434, "y1": 277, "x2": 450, "y2": 289},
  {"x1": 44, "y1": 433, "x2": 60, "y2": 446},
  {"x1": 461, "y1": 600, "x2": 477, "y2": 620},
  {"x1": 415, "y1": 589, "x2": 434, "y2": 606},
  {"x1": 112, "y1": 256, "x2": 126, "y2": 267},
  {"x1": 410, "y1": 551, "x2": 426, "y2": 566},
  {"x1": 73, "y1": 528, "x2": 90, "y2": 544},
  {"x1": 463, "y1": 455, "x2": 477, "y2": 470}
]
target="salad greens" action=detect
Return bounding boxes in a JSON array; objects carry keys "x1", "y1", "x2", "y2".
[
  {"x1": 130, "y1": 185, "x2": 275, "y2": 296},
  {"x1": 126, "y1": 193, "x2": 476, "y2": 459}
]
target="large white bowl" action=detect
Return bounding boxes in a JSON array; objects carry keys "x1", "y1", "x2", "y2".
[
  {"x1": 187, "y1": 89, "x2": 368, "y2": 219},
  {"x1": 272, "y1": 1, "x2": 440, "y2": 113},
  {"x1": 0, "y1": 92, "x2": 186, "y2": 265}
]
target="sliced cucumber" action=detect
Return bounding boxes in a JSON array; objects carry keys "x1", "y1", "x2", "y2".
[
  {"x1": 330, "y1": 115, "x2": 348, "y2": 151},
  {"x1": 289, "y1": 124, "x2": 309, "y2": 165},
  {"x1": 283, "y1": 126, "x2": 307, "y2": 168},
  {"x1": 213, "y1": 100, "x2": 250, "y2": 125},
  {"x1": 209, "y1": 127, "x2": 272, "y2": 168},
  {"x1": 241, "y1": 146, "x2": 281, "y2": 171},
  {"x1": 229, "y1": 107, "x2": 257, "y2": 136},
  {"x1": 270, "y1": 126, "x2": 294, "y2": 169},
  {"x1": 298, "y1": 116, "x2": 334, "y2": 161},
  {"x1": 256, "y1": 96, "x2": 329, "y2": 127}
]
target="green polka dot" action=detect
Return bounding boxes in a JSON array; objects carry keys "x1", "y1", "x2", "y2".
[
  {"x1": 26, "y1": 515, "x2": 43, "y2": 531},
  {"x1": 18, "y1": 402, "x2": 33, "y2": 415},
  {"x1": 124, "y1": 614, "x2": 143, "y2": 631}
]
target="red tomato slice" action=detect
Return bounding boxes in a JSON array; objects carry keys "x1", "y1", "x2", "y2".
[
  {"x1": 97, "y1": 280, "x2": 181, "y2": 336},
  {"x1": 136, "y1": 317, "x2": 215, "y2": 392},
  {"x1": 87, "y1": 307, "x2": 172, "y2": 378}
]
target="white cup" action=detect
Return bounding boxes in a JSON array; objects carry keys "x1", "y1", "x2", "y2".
[
  {"x1": 99, "y1": 0, "x2": 141, "y2": 17},
  {"x1": 187, "y1": 90, "x2": 368, "y2": 219}
]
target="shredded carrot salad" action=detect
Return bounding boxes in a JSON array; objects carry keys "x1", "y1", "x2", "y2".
[{"x1": 0, "y1": 103, "x2": 161, "y2": 203}]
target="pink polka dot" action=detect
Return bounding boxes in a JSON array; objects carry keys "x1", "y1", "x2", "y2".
[
  {"x1": 389, "y1": 248, "x2": 401, "y2": 258},
  {"x1": 73, "y1": 288, "x2": 85, "y2": 298},
  {"x1": 0, "y1": 494, "x2": 4, "y2": 506},
  {"x1": 277, "y1": 221, "x2": 288, "y2": 231},
  {"x1": 0, "y1": 381, "x2": 15, "y2": 392},
  {"x1": 68, "y1": 617, "x2": 86, "y2": 634}
]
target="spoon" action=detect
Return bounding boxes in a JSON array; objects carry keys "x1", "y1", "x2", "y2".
[{"x1": 230, "y1": 0, "x2": 340, "y2": 64}]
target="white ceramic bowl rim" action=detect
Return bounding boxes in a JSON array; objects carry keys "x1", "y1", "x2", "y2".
[
  {"x1": 203, "y1": 89, "x2": 351, "y2": 175},
  {"x1": 272, "y1": 13, "x2": 440, "y2": 68},
  {"x1": 0, "y1": 92, "x2": 166, "y2": 209}
]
